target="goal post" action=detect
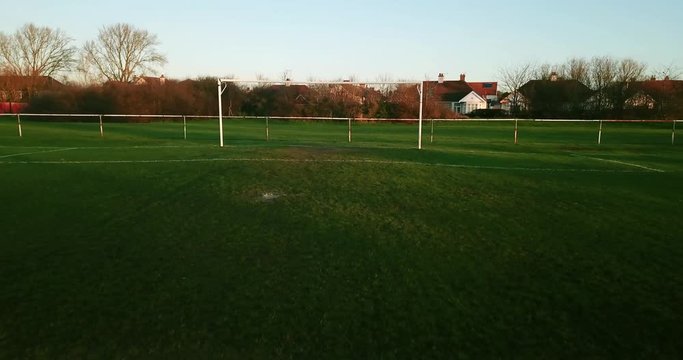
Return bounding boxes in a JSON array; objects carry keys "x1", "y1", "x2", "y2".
[{"x1": 216, "y1": 78, "x2": 426, "y2": 149}]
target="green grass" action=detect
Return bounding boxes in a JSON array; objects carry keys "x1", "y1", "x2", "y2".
[{"x1": 1, "y1": 118, "x2": 682, "y2": 358}]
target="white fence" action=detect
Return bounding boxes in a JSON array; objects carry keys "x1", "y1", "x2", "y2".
[{"x1": 0, "y1": 113, "x2": 679, "y2": 147}]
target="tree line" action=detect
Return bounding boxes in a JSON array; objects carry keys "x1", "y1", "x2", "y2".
[
  {"x1": 0, "y1": 23, "x2": 165, "y2": 83},
  {"x1": 25, "y1": 79, "x2": 459, "y2": 119},
  {"x1": 499, "y1": 57, "x2": 682, "y2": 119},
  {"x1": 0, "y1": 23, "x2": 455, "y2": 118},
  {"x1": 2, "y1": 23, "x2": 681, "y2": 119}
]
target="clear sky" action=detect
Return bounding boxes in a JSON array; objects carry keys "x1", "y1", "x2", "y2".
[{"x1": 3, "y1": 0, "x2": 682, "y2": 82}]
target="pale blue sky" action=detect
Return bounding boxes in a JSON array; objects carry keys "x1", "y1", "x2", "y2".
[{"x1": 3, "y1": 0, "x2": 682, "y2": 82}]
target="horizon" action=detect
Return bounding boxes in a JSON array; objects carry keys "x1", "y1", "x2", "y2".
[{"x1": 3, "y1": 0, "x2": 682, "y2": 83}]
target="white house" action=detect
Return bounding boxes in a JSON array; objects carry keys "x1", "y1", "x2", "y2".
[
  {"x1": 448, "y1": 91, "x2": 487, "y2": 114},
  {"x1": 429, "y1": 78, "x2": 487, "y2": 115}
]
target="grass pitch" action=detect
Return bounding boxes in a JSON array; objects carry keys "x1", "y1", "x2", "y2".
[{"x1": 1, "y1": 118, "x2": 682, "y2": 358}]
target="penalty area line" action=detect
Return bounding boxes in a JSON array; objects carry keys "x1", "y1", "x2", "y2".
[
  {"x1": 0, "y1": 147, "x2": 78, "y2": 159},
  {"x1": 0, "y1": 157, "x2": 659, "y2": 173},
  {"x1": 570, "y1": 154, "x2": 665, "y2": 173}
]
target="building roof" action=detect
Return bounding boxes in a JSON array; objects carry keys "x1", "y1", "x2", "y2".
[
  {"x1": 0, "y1": 75, "x2": 64, "y2": 90},
  {"x1": 467, "y1": 82, "x2": 498, "y2": 98},
  {"x1": 134, "y1": 75, "x2": 166, "y2": 86},
  {"x1": 632, "y1": 79, "x2": 683, "y2": 98},
  {"x1": 519, "y1": 79, "x2": 592, "y2": 102},
  {"x1": 425, "y1": 80, "x2": 475, "y2": 102}
]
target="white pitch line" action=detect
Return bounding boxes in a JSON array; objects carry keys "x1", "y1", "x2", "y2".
[
  {"x1": 572, "y1": 154, "x2": 665, "y2": 173},
  {"x1": 0, "y1": 147, "x2": 78, "y2": 159},
  {"x1": 0, "y1": 157, "x2": 658, "y2": 173}
]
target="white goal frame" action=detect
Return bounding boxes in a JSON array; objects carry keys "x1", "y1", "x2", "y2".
[{"x1": 217, "y1": 78, "x2": 425, "y2": 149}]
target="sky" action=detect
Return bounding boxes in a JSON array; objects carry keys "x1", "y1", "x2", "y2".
[{"x1": 3, "y1": 0, "x2": 683, "y2": 82}]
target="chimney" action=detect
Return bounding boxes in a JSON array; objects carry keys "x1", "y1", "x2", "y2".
[
  {"x1": 159, "y1": 74, "x2": 166, "y2": 85},
  {"x1": 438, "y1": 73, "x2": 445, "y2": 84},
  {"x1": 550, "y1": 72, "x2": 558, "y2": 82},
  {"x1": 650, "y1": 76, "x2": 656, "y2": 81},
  {"x1": 459, "y1": 73, "x2": 466, "y2": 82}
]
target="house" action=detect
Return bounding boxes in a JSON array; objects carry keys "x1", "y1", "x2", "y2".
[
  {"x1": 518, "y1": 73, "x2": 592, "y2": 117},
  {"x1": 0, "y1": 75, "x2": 64, "y2": 100},
  {"x1": 133, "y1": 74, "x2": 166, "y2": 86},
  {"x1": 626, "y1": 77, "x2": 683, "y2": 116},
  {"x1": 426, "y1": 74, "x2": 487, "y2": 114},
  {"x1": 462, "y1": 74, "x2": 498, "y2": 107},
  {"x1": 0, "y1": 75, "x2": 64, "y2": 113}
]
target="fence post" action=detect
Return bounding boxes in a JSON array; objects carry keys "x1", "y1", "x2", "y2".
[
  {"x1": 514, "y1": 119, "x2": 518, "y2": 145},
  {"x1": 417, "y1": 82, "x2": 424, "y2": 150},
  {"x1": 266, "y1": 116, "x2": 270, "y2": 141},
  {"x1": 598, "y1": 120, "x2": 603, "y2": 145},
  {"x1": 430, "y1": 118, "x2": 434, "y2": 143},
  {"x1": 17, "y1": 113, "x2": 22, "y2": 137},
  {"x1": 183, "y1": 115, "x2": 187, "y2": 140},
  {"x1": 672, "y1": 120, "x2": 676, "y2": 145},
  {"x1": 99, "y1": 115, "x2": 104, "y2": 137},
  {"x1": 348, "y1": 118, "x2": 352, "y2": 143}
]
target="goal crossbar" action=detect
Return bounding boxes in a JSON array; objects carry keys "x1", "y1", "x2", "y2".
[{"x1": 218, "y1": 79, "x2": 422, "y2": 86}]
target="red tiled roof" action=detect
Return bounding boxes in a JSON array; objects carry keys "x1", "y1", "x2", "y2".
[
  {"x1": 634, "y1": 79, "x2": 683, "y2": 98},
  {"x1": 425, "y1": 81, "x2": 474, "y2": 102},
  {"x1": 467, "y1": 82, "x2": 498, "y2": 98}
]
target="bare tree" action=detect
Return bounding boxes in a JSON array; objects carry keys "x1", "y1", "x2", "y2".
[
  {"x1": 560, "y1": 57, "x2": 591, "y2": 87},
  {"x1": 615, "y1": 58, "x2": 647, "y2": 82},
  {"x1": 498, "y1": 62, "x2": 533, "y2": 115},
  {"x1": 280, "y1": 69, "x2": 292, "y2": 82},
  {"x1": 375, "y1": 73, "x2": 396, "y2": 96},
  {"x1": 251, "y1": 73, "x2": 272, "y2": 90},
  {"x1": 581, "y1": 56, "x2": 647, "y2": 117},
  {"x1": 73, "y1": 56, "x2": 100, "y2": 85},
  {"x1": 0, "y1": 23, "x2": 76, "y2": 77},
  {"x1": 652, "y1": 62, "x2": 681, "y2": 80},
  {"x1": 607, "y1": 58, "x2": 648, "y2": 118},
  {"x1": 81, "y1": 23, "x2": 167, "y2": 83},
  {"x1": 588, "y1": 56, "x2": 618, "y2": 112},
  {"x1": 533, "y1": 63, "x2": 560, "y2": 80}
]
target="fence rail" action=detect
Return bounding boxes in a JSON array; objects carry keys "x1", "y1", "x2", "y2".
[
  {"x1": 2, "y1": 113, "x2": 680, "y2": 122},
  {"x1": 1, "y1": 113, "x2": 680, "y2": 147}
]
